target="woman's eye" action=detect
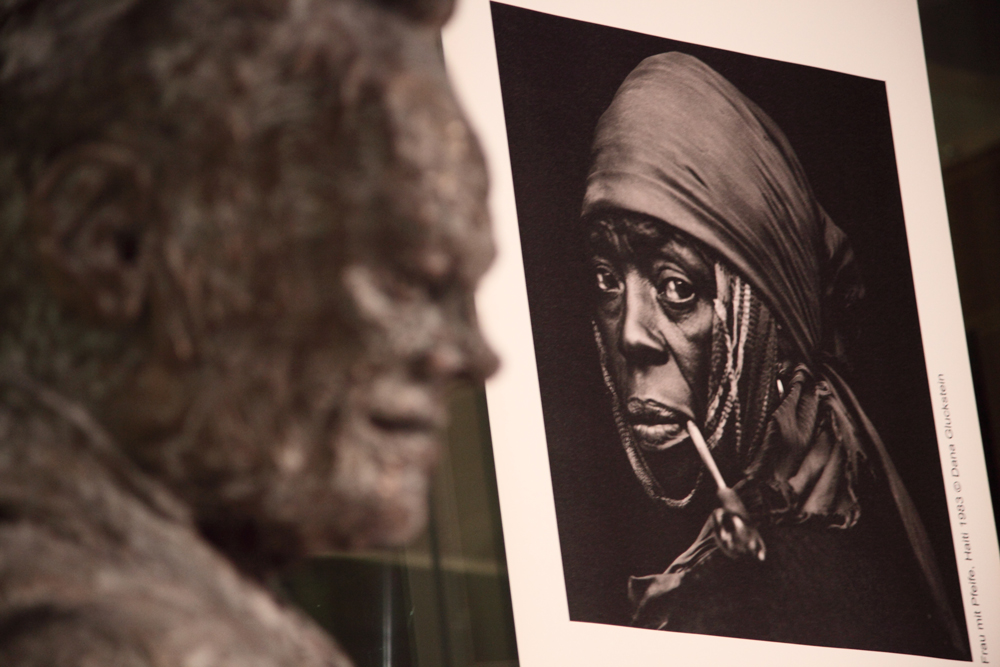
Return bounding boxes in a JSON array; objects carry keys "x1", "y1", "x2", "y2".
[
  {"x1": 595, "y1": 268, "x2": 621, "y2": 293},
  {"x1": 660, "y1": 278, "x2": 695, "y2": 305}
]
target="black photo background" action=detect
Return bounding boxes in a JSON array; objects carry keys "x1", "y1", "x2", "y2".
[{"x1": 489, "y1": 1, "x2": 965, "y2": 633}]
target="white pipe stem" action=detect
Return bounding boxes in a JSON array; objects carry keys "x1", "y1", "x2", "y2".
[{"x1": 687, "y1": 420, "x2": 728, "y2": 491}]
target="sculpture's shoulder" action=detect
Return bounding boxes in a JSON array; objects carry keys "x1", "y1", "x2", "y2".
[{"x1": 0, "y1": 432, "x2": 352, "y2": 667}]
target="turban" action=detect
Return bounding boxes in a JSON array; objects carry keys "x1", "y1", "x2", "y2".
[{"x1": 583, "y1": 52, "x2": 861, "y2": 365}]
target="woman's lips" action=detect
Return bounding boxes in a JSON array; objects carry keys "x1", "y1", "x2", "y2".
[{"x1": 625, "y1": 398, "x2": 692, "y2": 450}]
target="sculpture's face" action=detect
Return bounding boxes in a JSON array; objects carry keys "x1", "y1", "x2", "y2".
[
  {"x1": 315, "y1": 73, "x2": 499, "y2": 549},
  {"x1": 94, "y1": 48, "x2": 497, "y2": 559},
  {"x1": 590, "y1": 217, "x2": 715, "y2": 453},
  {"x1": 14, "y1": 0, "x2": 495, "y2": 566}
]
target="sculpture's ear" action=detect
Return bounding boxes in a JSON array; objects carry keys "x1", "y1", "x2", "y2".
[{"x1": 29, "y1": 144, "x2": 152, "y2": 324}]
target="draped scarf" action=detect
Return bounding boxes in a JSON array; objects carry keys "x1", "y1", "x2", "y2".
[{"x1": 583, "y1": 52, "x2": 962, "y2": 647}]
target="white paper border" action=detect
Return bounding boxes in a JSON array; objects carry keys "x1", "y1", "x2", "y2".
[{"x1": 443, "y1": 1, "x2": 1000, "y2": 664}]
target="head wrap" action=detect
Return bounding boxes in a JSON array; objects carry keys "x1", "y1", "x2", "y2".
[
  {"x1": 583, "y1": 52, "x2": 862, "y2": 366},
  {"x1": 586, "y1": 53, "x2": 961, "y2": 647}
]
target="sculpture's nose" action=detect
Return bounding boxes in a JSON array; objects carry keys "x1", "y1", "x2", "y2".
[
  {"x1": 424, "y1": 329, "x2": 498, "y2": 383},
  {"x1": 462, "y1": 324, "x2": 500, "y2": 382},
  {"x1": 421, "y1": 300, "x2": 499, "y2": 384}
]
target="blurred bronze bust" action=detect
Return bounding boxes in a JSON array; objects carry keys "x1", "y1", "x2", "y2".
[{"x1": 0, "y1": 0, "x2": 496, "y2": 663}]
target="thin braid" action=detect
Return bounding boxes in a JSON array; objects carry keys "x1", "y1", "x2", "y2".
[{"x1": 703, "y1": 262, "x2": 781, "y2": 474}]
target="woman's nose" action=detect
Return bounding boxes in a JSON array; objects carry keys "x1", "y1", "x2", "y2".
[{"x1": 620, "y1": 272, "x2": 670, "y2": 365}]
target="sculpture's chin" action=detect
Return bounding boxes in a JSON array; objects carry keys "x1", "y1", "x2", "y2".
[
  {"x1": 336, "y1": 482, "x2": 431, "y2": 550},
  {"x1": 197, "y1": 463, "x2": 432, "y2": 578},
  {"x1": 259, "y1": 424, "x2": 441, "y2": 558},
  {"x1": 163, "y1": 380, "x2": 445, "y2": 575}
]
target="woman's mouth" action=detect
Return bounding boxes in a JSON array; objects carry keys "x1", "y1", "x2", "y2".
[{"x1": 625, "y1": 398, "x2": 692, "y2": 450}]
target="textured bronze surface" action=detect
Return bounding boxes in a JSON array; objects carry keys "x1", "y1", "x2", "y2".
[{"x1": 0, "y1": 0, "x2": 495, "y2": 663}]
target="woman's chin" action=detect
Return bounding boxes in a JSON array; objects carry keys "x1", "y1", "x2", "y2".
[{"x1": 634, "y1": 435, "x2": 704, "y2": 500}]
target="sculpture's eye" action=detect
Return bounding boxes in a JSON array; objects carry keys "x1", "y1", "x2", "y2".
[
  {"x1": 595, "y1": 267, "x2": 622, "y2": 294},
  {"x1": 660, "y1": 278, "x2": 695, "y2": 306}
]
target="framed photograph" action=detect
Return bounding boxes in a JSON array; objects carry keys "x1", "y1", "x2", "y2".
[{"x1": 443, "y1": 1, "x2": 1000, "y2": 664}]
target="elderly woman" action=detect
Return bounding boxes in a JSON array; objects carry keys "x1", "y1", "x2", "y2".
[{"x1": 584, "y1": 52, "x2": 966, "y2": 657}]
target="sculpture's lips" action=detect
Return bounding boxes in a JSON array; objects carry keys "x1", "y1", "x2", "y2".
[
  {"x1": 625, "y1": 399, "x2": 692, "y2": 450},
  {"x1": 367, "y1": 406, "x2": 444, "y2": 473},
  {"x1": 368, "y1": 395, "x2": 447, "y2": 439},
  {"x1": 368, "y1": 382, "x2": 447, "y2": 435},
  {"x1": 369, "y1": 412, "x2": 442, "y2": 434}
]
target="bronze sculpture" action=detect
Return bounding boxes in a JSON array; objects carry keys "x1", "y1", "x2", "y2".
[{"x1": 0, "y1": 0, "x2": 497, "y2": 663}]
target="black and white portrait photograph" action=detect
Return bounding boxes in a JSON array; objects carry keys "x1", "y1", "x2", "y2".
[{"x1": 488, "y1": 2, "x2": 971, "y2": 659}]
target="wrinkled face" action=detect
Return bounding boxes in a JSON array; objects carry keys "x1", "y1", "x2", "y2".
[
  {"x1": 326, "y1": 72, "x2": 499, "y2": 548},
  {"x1": 591, "y1": 216, "x2": 715, "y2": 453},
  {"x1": 105, "y1": 62, "x2": 497, "y2": 562}
]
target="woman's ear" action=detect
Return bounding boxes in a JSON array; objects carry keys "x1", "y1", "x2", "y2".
[{"x1": 29, "y1": 144, "x2": 152, "y2": 325}]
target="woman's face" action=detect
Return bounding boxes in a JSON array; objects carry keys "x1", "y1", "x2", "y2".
[{"x1": 591, "y1": 216, "x2": 716, "y2": 452}]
